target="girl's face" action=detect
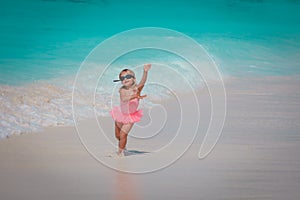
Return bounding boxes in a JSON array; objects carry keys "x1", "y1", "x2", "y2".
[{"x1": 120, "y1": 71, "x2": 135, "y2": 87}]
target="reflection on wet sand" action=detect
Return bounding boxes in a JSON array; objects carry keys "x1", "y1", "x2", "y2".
[{"x1": 113, "y1": 160, "x2": 141, "y2": 200}]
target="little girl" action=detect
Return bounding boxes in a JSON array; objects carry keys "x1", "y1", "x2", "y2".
[{"x1": 110, "y1": 64, "x2": 151, "y2": 156}]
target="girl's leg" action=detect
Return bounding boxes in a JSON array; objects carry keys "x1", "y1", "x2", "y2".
[
  {"x1": 118, "y1": 123, "x2": 134, "y2": 155},
  {"x1": 115, "y1": 122, "x2": 122, "y2": 141}
]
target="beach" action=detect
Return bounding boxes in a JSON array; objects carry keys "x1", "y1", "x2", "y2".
[
  {"x1": 1, "y1": 0, "x2": 300, "y2": 199},
  {"x1": 1, "y1": 76, "x2": 299, "y2": 200}
]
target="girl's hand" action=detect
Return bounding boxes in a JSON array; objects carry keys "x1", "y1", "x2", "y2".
[
  {"x1": 144, "y1": 63, "x2": 151, "y2": 72},
  {"x1": 129, "y1": 93, "x2": 146, "y2": 101},
  {"x1": 138, "y1": 94, "x2": 147, "y2": 99}
]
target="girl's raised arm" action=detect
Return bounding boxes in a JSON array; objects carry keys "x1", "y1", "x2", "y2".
[{"x1": 137, "y1": 64, "x2": 151, "y2": 92}]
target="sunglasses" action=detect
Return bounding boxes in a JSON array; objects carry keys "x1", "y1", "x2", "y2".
[
  {"x1": 120, "y1": 74, "x2": 134, "y2": 81},
  {"x1": 113, "y1": 74, "x2": 135, "y2": 82}
]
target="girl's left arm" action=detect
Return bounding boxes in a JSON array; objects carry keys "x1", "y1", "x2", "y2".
[{"x1": 137, "y1": 64, "x2": 151, "y2": 92}]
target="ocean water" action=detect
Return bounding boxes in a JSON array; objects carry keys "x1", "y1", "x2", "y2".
[{"x1": 1, "y1": 0, "x2": 300, "y2": 138}]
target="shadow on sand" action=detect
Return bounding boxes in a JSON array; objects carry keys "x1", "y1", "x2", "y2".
[{"x1": 124, "y1": 149, "x2": 150, "y2": 157}]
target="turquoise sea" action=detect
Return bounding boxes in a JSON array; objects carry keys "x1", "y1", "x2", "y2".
[{"x1": 1, "y1": 0, "x2": 300, "y2": 137}]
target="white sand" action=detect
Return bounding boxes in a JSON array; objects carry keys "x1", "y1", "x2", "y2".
[{"x1": 1, "y1": 76, "x2": 300, "y2": 200}]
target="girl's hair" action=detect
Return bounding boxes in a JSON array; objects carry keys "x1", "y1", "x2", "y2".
[{"x1": 118, "y1": 68, "x2": 135, "y2": 80}]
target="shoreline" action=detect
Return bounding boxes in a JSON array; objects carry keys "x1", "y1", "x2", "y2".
[{"x1": 2, "y1": 74, "x2": 299, "y2": 140}]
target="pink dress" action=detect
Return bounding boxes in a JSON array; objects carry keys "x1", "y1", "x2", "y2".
[{"x1": 110, "y1": 98, "x2": 143, "y2": 124}]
